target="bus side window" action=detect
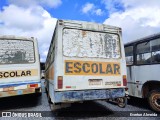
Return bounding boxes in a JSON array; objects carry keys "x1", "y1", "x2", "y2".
[
  {"x1": 136, "y1": 42, "x2": 151, "y2": 64},
  {"x1": 125, "y1": 46, "x2": 133, "y2": 65},
  {"x1": 151, "y1": 38, "x2": 160, "y2": 63}
]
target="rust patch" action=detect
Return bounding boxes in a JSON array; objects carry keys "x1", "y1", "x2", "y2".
[
  {"x1": 46, "y1": 64, "x2": 54, "y2": 80},
  {"x1": 23, "y1": 89, "x2": 28, "y2": 94},
  {"x1": 3, "y1": 88, "x2": 9, "y2": 91},
  {"x1": 8, "y1": 91, "x2": 16, "y2": 95},
  {"x1": 28, "y1": 88, "x2": 35, "y2": 92},
  {"x1": 51, "y1": 65, "x2": 54, "y2": 80},
  {"x1": 8, "y1": 87, "x2": 14, "y2": 91},
  {"x1": 82, "y1": 31, "x2": 87, "y2": 37}
]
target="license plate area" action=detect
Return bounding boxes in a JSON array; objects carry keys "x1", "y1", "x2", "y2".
[{"x1": 89, "y1": 79, "x2": 102, "y2": 86}]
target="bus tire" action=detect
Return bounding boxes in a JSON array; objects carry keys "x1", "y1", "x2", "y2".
[
  {"x1": 47, "y1": 93, "x2": 52, "y2": 104},
  {"x1": 116, "y1": 97, "x2": 127, "y2": 108},
  {"x1": 45, "y1": 87, "x2": 48, "y2": 94},
  {"x1": 36, "y1": 92, "x2": 42, "y2": 97},
  {"x1": 148, "y1": 90, "x2": 160, "y2": 112}
]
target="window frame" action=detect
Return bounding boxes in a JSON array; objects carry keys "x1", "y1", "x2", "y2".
[
  {"x1": 135, "y1": 38, "x2": 160, "y2": 65},
  {"x1": 125, "y1": 45, "x2": 134, "y2": 66}
]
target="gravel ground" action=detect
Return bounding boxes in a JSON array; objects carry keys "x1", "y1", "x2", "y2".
[{"x1": 0, "y1": 80, "x2": 159, "y2": 120}]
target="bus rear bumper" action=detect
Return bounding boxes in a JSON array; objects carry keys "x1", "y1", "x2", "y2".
[
  {"x1": 0, "y1": 87, "x2": 41, "y2": 98},
  {"x1": 0, "y1": 82, "x2": 41, "y2": 98},
  {"x1": 54, "y1": 88, "x2": 125, "y2": 103}
]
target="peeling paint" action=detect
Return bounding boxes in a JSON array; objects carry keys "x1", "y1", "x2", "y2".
[
  {"x1": 63, "y1": 29, "x2": 120, "y2": 58},
  {"x1": 0, "y1": 40, "x2": 35, "y2": 64},
  {"x1": 0, "y1": 88, "x2": 36, "y2": 98},
  {"x1": 55, "y1": 88, "x2": 125, "y2": 103}
]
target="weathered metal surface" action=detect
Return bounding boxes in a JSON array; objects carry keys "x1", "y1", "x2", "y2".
[
  {"x1": 0, "y1": 40, "x2": 35, "y2": 64},
  {"x1": 0, "y1": 88, "x2": 38, "y2": 98},
  {"x1": 0, "y1": 82, "x2": 41, "y2": 97},
  {"x1": 45, "y1": 20, "x2": 127, "y2": 105},
  {"x1": 0, "y1": 81, "x2": 41, "y2": 89},
  {"x1": 63, "y1": 29, "x2": 120, "y2": 58},
  {"x1": 54, "y1": 88, "x2": 125, "y2": 103}
]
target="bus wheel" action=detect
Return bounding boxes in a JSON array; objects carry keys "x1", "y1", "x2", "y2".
[
  {"x1": 148, "y1": 90, "x2": 160, "y2": 112},
  {"x1": 47, "y1": 94, "x2": 52, "y2": 104},
  {"x1": 50, "y1": 104, "x2": 57, "y2": 111},
  {"x1": 36, "y1": 92, "x2": 42, "y2": 97},
  {"x1": 116, "y1": 97, "x2": 127, "y2": 108}
]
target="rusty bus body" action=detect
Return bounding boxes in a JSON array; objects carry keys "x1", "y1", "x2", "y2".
[{"x1": 45, "y1": 20, "x2": 127, "y2": 110}]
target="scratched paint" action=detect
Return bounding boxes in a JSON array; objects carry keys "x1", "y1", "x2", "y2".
[
  {"x1": 0, "y1": 88, "x2": 36, "y2": 98},
  {"x1": 55, "y1": 88, "x2": 125, "y2": 103},
  {"x1": 63, "y1": 29, "x2": 120, "y2": 58},
  {"x1": 0, "y1": 40, "x2": 35, "y2": 64}
]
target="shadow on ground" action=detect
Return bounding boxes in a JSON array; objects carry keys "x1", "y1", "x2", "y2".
[
  {"x1": 127, "y1": 96, "x2": 150, "y2": 110},
  {"x1": 0, "y1": 94, "x2": 41, "y2": 110},
  {"x1": 52, "y1": 101, "x2": 114, "y2": 118}
]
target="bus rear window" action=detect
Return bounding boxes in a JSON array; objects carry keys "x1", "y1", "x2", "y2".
[
  {"x1": 63, "y1": 29, "x2": 120, "y2": 59},
  {"x1": 0, "y1": 40, "x2": 35, "y2": 64}
]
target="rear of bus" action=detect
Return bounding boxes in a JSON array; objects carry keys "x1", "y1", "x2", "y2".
[
  {"x1": 0, "y1": 36, "x2": 41, "y2": 98},
  {"x1": 53, "y1": 20, "x2": 127, "y2": 104}
]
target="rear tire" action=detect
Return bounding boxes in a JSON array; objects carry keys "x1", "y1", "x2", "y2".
[
  {"x1": 148, "y1": 90, "x2": 160, "y2": 113},
  {"x1": 116, "y1": 97, "x2": 127, "y2": 108},
  {"x1": 36, "y1": 92, "x2": 42, "y2": 97},
  {"x1": 47, "y1": 93, "x2": 52, "y2": 104},
  {"x1": 50, "y1": 104, "x2": 56, "y2": 111}
]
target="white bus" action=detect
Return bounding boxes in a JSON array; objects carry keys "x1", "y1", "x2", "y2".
[
  {"x1": 45, "y1": 19, "x2": 127, "y2": 110},
  {"x1": 124, "y1": 33, "x2": 160, "y2": 112},
  {"x1": 0, "y1": 36, "x2": 41, "y2": 98}
]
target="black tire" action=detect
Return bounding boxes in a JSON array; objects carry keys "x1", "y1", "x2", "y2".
[
  {"x1": 46, "y1": 91, "x2": 52, "y2": 104},
  {"x1": 45, "y1": 87, "x2": 48, "y2": 94},
  {"x1": 36, "y1": 92, "x2": 42, "y2": 97},
  {"x1": 148, "y1": 90, "x2": 160, "y2": 113},
  {"x1": 116, "y1": 97, "x2": 127, "y2": 108}
]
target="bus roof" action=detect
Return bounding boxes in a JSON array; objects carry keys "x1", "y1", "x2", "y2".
[
  {"x1": 0, "y1": 35, "x2": 35, "y2": 41},
  {"x1": 124, "y1": 32, "x2": 160, "y2": 46},
  {"x1": 58, "y1": 19, "x2": 122, "y2": 32}
]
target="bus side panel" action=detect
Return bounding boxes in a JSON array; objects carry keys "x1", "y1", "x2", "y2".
[{"x1": 134, "y1": 65, "x2": 160, "y2": 98}]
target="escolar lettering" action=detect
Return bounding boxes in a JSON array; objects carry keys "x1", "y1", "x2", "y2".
[
  {"x1": 65, "y1": 61, "x2": 120, "y2": 75},
  {"x1": 0, "y1": 70, "x2": 31, "y2": 78}
]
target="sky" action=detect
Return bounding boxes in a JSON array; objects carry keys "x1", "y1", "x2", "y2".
[{"x1": 0, "y1": 0, "x2": 160, "y2": 62}]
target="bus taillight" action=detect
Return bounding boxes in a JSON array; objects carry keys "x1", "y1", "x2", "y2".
[
  {"x1": 123, "y1": 75, "x2": 127, "y2": 86},
  {"x1": 58, "y1": 76, "x2": 63, "y2": 89},
  {"x1": 30, "y1": 84, "x2": 38, "y2": 88}
]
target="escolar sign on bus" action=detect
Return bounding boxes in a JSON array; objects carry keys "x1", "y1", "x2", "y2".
[
  {"x1": 0, "y1": 69, "x2": 38, "y2": 79},
  {"x1": 65, "y1": 60, "x2": 121, "y2": 76}
]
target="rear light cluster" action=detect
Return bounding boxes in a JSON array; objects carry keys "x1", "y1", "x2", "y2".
[
  {"x1": 29, "y1": 84, "x2": 38, "y2": 88},
  {"x1": 58, "y1": 76, "x2": 63, "y2": 89},
  {"x1": 123, "y1": 75, "x2": 127, "y2": 86}
]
